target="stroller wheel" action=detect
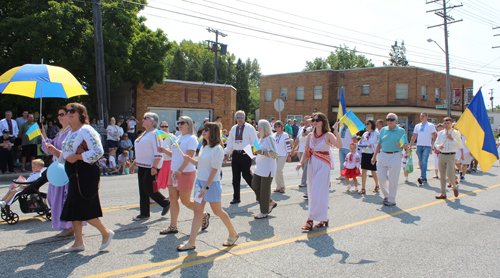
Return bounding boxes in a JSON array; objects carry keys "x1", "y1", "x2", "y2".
[
  {"x1": 6, "y1": 213, "x2": 19, "y2": 225},
  {"x1": 44, "y1": 209, "x2": 52, "y2": 221},
  {"x1": 1, "y1": 211, "x2": 7, "y2": 221}
]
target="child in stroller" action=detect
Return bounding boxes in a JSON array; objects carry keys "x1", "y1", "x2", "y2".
[{"x1": 0, "y1": 159, "x2": 51, "y2": 224}]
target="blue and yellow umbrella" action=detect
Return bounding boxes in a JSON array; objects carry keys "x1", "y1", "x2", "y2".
[{"x1": 0, "y1": 64, "x2": 88, "y2": 118}]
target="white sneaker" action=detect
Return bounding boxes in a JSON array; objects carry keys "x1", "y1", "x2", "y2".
[{"x1": 346, "y1": 185, "x2": 351, "y2": 192}]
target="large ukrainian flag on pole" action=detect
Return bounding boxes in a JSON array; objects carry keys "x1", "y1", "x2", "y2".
[
  {"x1": 340, "y1": 110, "x2": 366, "y2": 135},
  {"x1": 337, "y1": 88, "x2": 347, "y2": 122},
  {"x1": 455, "y1": 89, "x2": 498, "y2": 172}
]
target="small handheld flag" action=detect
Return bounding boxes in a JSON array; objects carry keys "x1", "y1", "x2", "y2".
[
  {"x1": 253, "y1": 139, "x2": 261, "y2": 153},
  {"x1": 339, "y1": 111, "x2": 365, "y2": 135},
  {"x1": 26, "y1": 124, "x2": 41, "y2": 141},
  {"x1": 337, "y1": 88, "x2": 347, "y2": 122},
  {"x1": 399, "y1": 133, "x2": 407, "y2": 146},
  {"x1": 155, "y1": 130, "x2": 169, "y2": 140},
  {"x1": 197, "y1": 136, "x2": 203, "y2": 149},
  {"x1": 221, "y1": 135, "x2": 228, "y2": 142}
]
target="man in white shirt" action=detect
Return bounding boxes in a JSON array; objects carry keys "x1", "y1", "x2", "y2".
[
  {"x1": 127, "y1": 116, "x2": 137, "y2": 142},
  {"x1": 0, "y1": 111, "x2": 18, "y2": 140},
  {"x1": 224, "y1": 110, "x2": 259, "y2": 204},
  {"x1": 375, "y1": 119, "x2": 384, "y2": 133},
  {"x1": 434, "y1": 117, "x2": 462, "y2": 199},
  {"x1": 409, "y1": 112, "x2": 437, "y2": 185},
  {"x1": 336, "y1": 123, "x2": 356, "y2": 180},
  {"x1": 292, "y1": 116, "x2": 311, "y2": 188}
]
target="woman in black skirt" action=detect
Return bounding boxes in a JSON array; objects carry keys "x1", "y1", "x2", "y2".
[
  {"x1": 359, "y1": 120, "x2": 380, "y2": 194},
  {"x1": 46, "y1": 103, "x2": 114, "y2": 252}
]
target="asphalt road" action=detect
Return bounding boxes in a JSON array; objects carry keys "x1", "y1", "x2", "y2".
[{"x1": 1, "y1": 151, "x2": 500, "y2": 278}]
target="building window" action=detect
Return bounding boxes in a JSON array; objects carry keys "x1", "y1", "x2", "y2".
[
  {"x1": 362, "y1": 85, "x2": 369, "y2": 95},
  {"x1": 337, "y1": 86, "x2": 345, "y2": 99},
  {"x1": 296, "y1": 87, "x2": 304, "y2": 101},
  {"x1": 287, "y1": 115, "x2": 303, "y2": 123},
  {"x1": 314, "y1": 86, "x2": 322, "y2": 100},
  {"x1": 280, "y1": 88, "x2": 288, "y2": 101},
  {"x1": 435, "y1": 88, "x2": 441, "y2": 98},
  {"x1": 396, "y1": 84, "x2": 408, "y2": 99},
  {"x1": 266, "y1": 115, "x2": 273, "y2": 121},
  {"x1": 366, "y1": 114, "x2": 374, "y2": 121},
  {"x1": 428, "y1": 118, "x2": 438, "y2": 124},
  {"x1": 422, "y1": 86, "x2": 427, "y2": 97},
  {"x1": 265, "y1": 89, "x2": 272, "y2": 102}
]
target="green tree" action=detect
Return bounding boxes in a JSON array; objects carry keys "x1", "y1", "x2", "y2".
[
  {"x1": 303, "y1": 57, "x2": 328, "y2": 71},
  {"x1": 383, "y1": 40, "x2": 409, "y2": 67},
  {"x1": 234, "y1": 58, "x2": 250, "y2": 114},
  {"x1": 326, "y1": 45, "x2": 374, "y2": 69},
  {"x1": 168, "y1": 49, "x2": 187, "y2": 80}
]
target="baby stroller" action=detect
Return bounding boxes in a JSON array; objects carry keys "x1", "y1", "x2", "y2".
[{"x1": 1, "y1": 170, "x2": 51, "y2": 225}]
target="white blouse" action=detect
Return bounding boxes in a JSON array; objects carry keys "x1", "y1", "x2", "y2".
[
  {"x1": 134, "y1": 130, "x2": 162, "y2": 168},
  {"x1": 360, "y1": 130, "x2": 379, "y2": 154},
  {"x1": 58, "y1": 125, "x2": 104, "y2": 164},
  {"x1": 254, "y1": 136, "x2": 278, "y2": 178},
  {"x1": 171, "y1": 134, "x2": 198, "y2": 172},
  {"x1": 275, "y1": 133, "x2": 291, "y2": 157},
  {"x1": 197, "y1": 144, "x2": 224, "y2": 181},
  {"x1": 343, "y1": 152, "x2": 361, "y2": 169},
  {"x1": 106, "y1": 125, "x2": 120, "y2": 141}
]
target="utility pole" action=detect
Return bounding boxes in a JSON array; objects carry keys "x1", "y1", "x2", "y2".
[
  {"x1": 490, "y1": 89, "x2": 494, "y2": 111},
  {"x1": 493, "y1": 26, "x2": 500, "y2": 49},
  {"x1": 206, "y1": 28, "x2": 227, "y2": 84},
  {"x1": 93, "y1": 0, "x2": 108, "y2": 128},
  {"x1": 426, "y1": 0, "x2": 463, "y2": 118}
]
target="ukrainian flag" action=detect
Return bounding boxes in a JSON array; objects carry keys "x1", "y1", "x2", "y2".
[
  {"x1": 455, "y1": 89, "x2": 499, "y2": 172},
  {"x1": 155, "y1": 130, "x2": 169, "y2": 140},
  {"x1": 399, "y1": 133, "x2": 407, "y2": 146},
  {"x1": 221, "y1": 135, "x2": 228, "y2": 142},
  {"x1": 337, "y1": 88, "x2": 347, "y2": 122},
  {"x1": 197, "y1": 136, "x2": 203, "y2": 149},
  {"x1": 340, "y1": 110, "x2": 365, "y2": 135},
  {"x1": 253, "y1": 139, "x2": 261, "y2": 153},
  {"x1": 26, "y1": 124, "x2": 41, "y2": 141}
]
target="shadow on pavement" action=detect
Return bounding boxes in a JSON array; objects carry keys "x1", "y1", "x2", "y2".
[
  {"x1": 296, "y1": 233, "x2": 350, "y2": 263},
  {"x1": 480, "y1": 210, "x2": 500, "y2": 219},
  {"x1": 239, "y1": 217, "x2": 275, "y2": 242},
  {"x1": 379, "y1": 205, "x2": 421, "y2": 225},
  {"x1": 445, "y1": 199, "x2": 480, "y2": 214}
]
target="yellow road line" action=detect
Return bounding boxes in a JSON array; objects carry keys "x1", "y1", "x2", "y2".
[
  {"x1": 85, "y1": 236, "x2": 281, "y2": 278},
  {"x1": 111, "y1": 183, "x2": 500, "y2": 278}
]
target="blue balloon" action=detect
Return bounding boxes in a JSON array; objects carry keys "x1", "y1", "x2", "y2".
[{"x1": 47, "y1": 161, "x2": 69, "y2": 187}]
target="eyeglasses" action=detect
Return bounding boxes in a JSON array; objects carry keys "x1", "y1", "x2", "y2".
[
  {"x1": 177, "y1": 121, "x2": 186, "y2": 125},
  {"x1": 236, "y1": 116, "x2": 244, "y2": 119},
  {"x1": 311, "y1": 119, "x2": 321, "y2": 122},
  {"x1": 203, "y1": 127, "x2": 210, "y2": 132},
  {"x1": 160, "y1": 126, "x2": 169, "y2": 128},
  {"x1": 386, "y1": 118, "x2": 396, "y2": 122},
  {"x1": 67, "y1": 109, "x2": 77, "y2": 114},
  {"x1": 57, "y1": 113, "x2": 66, "y2": 117}
]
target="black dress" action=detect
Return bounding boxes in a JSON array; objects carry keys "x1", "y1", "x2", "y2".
[{"x1": 60, "y1": 160, "x2": 102, "y2": 221}]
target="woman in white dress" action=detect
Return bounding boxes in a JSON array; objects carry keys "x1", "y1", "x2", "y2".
[
  {"x1": 296, "y1": 112, "x2": 341, "y2": 230},
  {"x1": 273, "y1": 121, "x2": 291, "y2": 193},
  {"x1": 177, "y1": 122, "x2": 238, "y2": 251}
]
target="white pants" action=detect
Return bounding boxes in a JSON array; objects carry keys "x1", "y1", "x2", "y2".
[
  {"x1": 275, "y1": 156, "x2": 287, "y2": 190},
  {"x1": 377, "y1": 152, "x2": 402, "y2": 203}
]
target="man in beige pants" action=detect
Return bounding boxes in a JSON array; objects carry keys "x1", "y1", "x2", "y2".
[{"x1": 434, "y1": 117, "x2": 463, "y2": 199}]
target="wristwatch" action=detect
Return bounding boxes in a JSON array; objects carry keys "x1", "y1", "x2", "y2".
[{"x1": 205, "y1": 186, "x2": 210, "y2": 190}]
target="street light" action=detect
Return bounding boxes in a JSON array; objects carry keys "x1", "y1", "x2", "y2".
[{"x1": 428, "y1": 38, "x2": 451, "y2": 118}]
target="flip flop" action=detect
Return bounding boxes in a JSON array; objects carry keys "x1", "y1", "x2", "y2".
[
  {"x1": 373, "y1": 186, "x2": 379, "y2": 193},
  {"x1": 223, "y1": 234, "x2": 240, "y2": 246},
  {"x1": 268, "y1": 203, "x2": 277, "y2": 214},
  {"x1": 358, "y1": 189, "x2": 366, "y2": 194},
  {"x1": 254, "y1": 213, "x2": 268, "y2": 219}
]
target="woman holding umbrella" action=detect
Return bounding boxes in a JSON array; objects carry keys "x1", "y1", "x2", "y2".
[{"x1": 46, "y1": 103, "x2": 114, "y2": 252}]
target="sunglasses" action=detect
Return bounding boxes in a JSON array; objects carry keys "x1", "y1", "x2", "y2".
[
  {"x1": 386, "y1": 118, "x2": 396, "y2": 122},
  {"x1": 67, "y1": 109, "x2": 77, "y2": 114},
  {"x1": 236, "y1": 116, "x2": 244, "y2": 119},
  {"x1": 160, "y1": 126, "x2": 169, "y2": 128},
  {"x1": 311, "y1": 119, "x2": 321, "y2": 122},
  {"x1": 177, "y1": 121, "x2": 186, "y2": 125},
  {"x1": 203, "y1": 127, "x2": 210, "y2": 132},
  {"x1": 275, "y1": 125, "x2": 282, "y2": 128},
  {"x1": 57, "y1": 113, "x2": 66, "y2": 117}
]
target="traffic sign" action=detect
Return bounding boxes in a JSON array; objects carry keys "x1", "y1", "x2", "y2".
[
  {"x1": 274, "y1": 99, "x2": 285, "y2": 112},
  {"x1": 436, "y1": 105, "x2": 447, "y2": 109}
]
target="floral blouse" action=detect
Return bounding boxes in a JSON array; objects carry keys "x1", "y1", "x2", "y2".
[{"x1": 58, "y1": 125, "x2": 104, "y2": 164}]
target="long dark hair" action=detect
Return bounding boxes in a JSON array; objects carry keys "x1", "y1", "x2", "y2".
[
  {"x1": 202, "y1": 122, "x2": 222, "y2": 148},
  {"x1": 67, "y1": 103, "x2": 89, "y2": 124},
  {"x1": 312, "y1": 112, "x2": 330, "y2": 134},
  {"x1": 366, "y1": 120, "x2": 376, "y2": 131}
]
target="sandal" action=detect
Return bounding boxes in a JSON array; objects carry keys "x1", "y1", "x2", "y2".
[
  {"x1": 201, "y1": 212, "x2": 210, "y2": 231},
  {"x1": 222, "y1": 234, "x2": 240, "y2": 246},
  {"x1": 273, "y1": 189, "x2": 280, "y2": 192},
  {"x1": 254, "y1": 213, "x2": 268, "y2": 219},
  {"x1": 160, "y1": 226, "x2": 178, "y2": 234},
  {"x1": 177, "y1": 242, "x2": 196, "y2": 251},
  {"x1": 358, "y1": 189, "x2": 366, "y2": 195},
  {"x1": 56, "y1": 228, "x2": 74, "y2": 237},
  {"x1": 315, "y1": 219, "x2": 329, "y2": 228},
  {"x1": 302, "y1": 219, "x2": 314, "y2": 231},
  {"x1": 279, "y1": 189, "x2": 285, "y2": 193},
  {"x1": 373, "y1": 186, "x2": 379, "y2": 193},
  {"x1": 268, "y1": 203, "x2": 277, "y2": 214}
]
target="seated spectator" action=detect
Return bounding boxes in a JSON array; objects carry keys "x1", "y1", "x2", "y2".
[
  {"x1": 99, "y1": 156, "x2": 108, "y2": 176},
  {"x1": 108, "y1": 149, "x2": 119, "y2": 174},
  {"x1": 47, "y1": 121, "x2": 59, "y2": 139},
  {"x1": 117, "y1": 150, "x2": 131, "y2": 174},
  {"x1": 0, "y1": 159, "x2": 44, "y2": 207},
  {"x1": 119, "y1": 133, "x2": 134, "y2": 159}
]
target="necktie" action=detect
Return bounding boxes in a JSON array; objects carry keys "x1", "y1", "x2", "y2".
[{"x1": 7, "y1": 119, "x2": 13, "y2": 135}]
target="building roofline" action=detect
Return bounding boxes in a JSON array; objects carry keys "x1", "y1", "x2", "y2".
[
  {"x1": 163, "y1": 79, "x2": 237, "y2": 91},
  {"x1": 261, "y1": 66, "x2": 472, "y2": 81}
]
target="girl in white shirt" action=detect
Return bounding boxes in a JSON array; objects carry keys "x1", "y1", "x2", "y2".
[
  {"x1": 178, "y1": 123, "x2": 239, "y2": 251},
  {"x1": 341, "y1": 143, "x2": 361, "y2": 192},
  {"x1": 273, "y1": 121, "x2": 291, "y2": 193},
  {"x1": 251, "y1": 120, "x2": 278, "y2": 219},
  {"x1": 158, "y1": 116, "x2": 208, "y2": 234},
  {"x1": 359, "y1": 120, "x2": 380, "y2": 194}
]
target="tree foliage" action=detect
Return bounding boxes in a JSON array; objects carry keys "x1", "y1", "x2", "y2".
[
  {"x1": 0, "y1": 0, "x2": 170, "y2": 117},
  {"x1": 383, "y1": 40, "x2": 409, "y2": 67},
  {"x1": 304, "y1": 45, "x2": 374, "y2": 71}
]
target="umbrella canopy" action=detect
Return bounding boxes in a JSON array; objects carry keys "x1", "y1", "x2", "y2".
[{"x1": 0, "y1": 64, "x2": 87, "y2": 98}]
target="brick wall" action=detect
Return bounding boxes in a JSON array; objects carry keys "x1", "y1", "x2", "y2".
[{"x1": 135, "y1": 80, "x2": 237, "y2": 131}]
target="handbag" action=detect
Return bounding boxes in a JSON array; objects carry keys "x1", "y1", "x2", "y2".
[
  {"x1": 74, "y1": 139, "x2": 99, "y2": 200},
  {"x1": 405, "y1": 151, "x2": 414, "y2": 174},
  {"x1": 152, "y1": 173, "x2": 158, "y2": 193},
  {"x1": 265, "y1": 137, "x2": 279, "y2": 159}
]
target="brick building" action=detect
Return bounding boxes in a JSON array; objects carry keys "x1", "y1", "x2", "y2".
[
  {"x1": 260, "y1": 66, "x2": 473, "y2": 131},
  {"x1": 134, "y1": 80, "x2": 237, "y2": 133}
]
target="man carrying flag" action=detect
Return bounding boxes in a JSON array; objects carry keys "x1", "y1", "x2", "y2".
[
  {"x1": 434, "y1": 117, "x2": 462, "y2": 199},
  {"x1": 18, "y1": 114, "x2": 39, "y2": 172}
]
